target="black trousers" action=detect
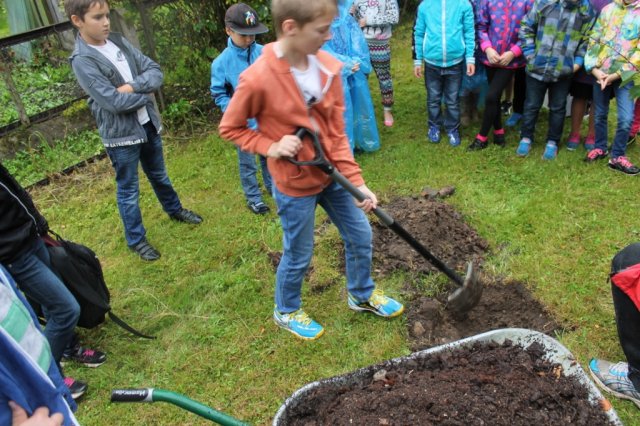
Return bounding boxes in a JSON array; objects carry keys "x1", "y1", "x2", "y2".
[{"x1": 612, "y1": 282, "x2": 640, "y2": 390}]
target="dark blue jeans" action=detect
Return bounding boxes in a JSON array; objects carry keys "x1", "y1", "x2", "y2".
[
  {"x1": 424, "y1": 62, "x2": 464, "y2": 133},
  {"x1": 237, "y1": 147, "x2": 272, "y2": 205},
  {"x1": 520, "y1": 74, "x2": 572, "y2": 143},
  {"x1": 106, "y1": 122, "x2": 182, "y2": 247},
  {"x1": 593, "y1": 80, "x2": 634, "y2": 158},
  {"x1": 5, "y1": 238, "x2": 80, "y2": 362}
]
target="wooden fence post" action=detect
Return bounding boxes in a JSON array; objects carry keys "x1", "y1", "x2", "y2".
[{"x1": 0, "y1": 49, "x2": 30, "y2": 126}]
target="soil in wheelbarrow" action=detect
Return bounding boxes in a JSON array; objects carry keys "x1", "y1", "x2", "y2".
[
  {"x1": 281, "y1": 340, "x2": 614, "y2": 425},
  {"x1": 369, "y1": 195, "x2": 562, "y2": 351}
]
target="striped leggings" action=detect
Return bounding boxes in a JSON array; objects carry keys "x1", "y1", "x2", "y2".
[{"x1": 367, "y1": 39, "x2": 394, "y2": 109}]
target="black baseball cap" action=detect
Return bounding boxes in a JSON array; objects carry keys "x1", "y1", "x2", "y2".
[{"x1": 225, "y1": 3, "x2": 268, "y2": 35}]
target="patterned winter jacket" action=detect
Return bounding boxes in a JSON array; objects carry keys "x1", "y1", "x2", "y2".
[
  {"x1": 520, "y1": 0, "x2": 595, "y2": 82},
  {"x1": 353, "y1": 0, "x2": 399, "y2": 41},
  {"x1": 477, "y1": 0, "x2": 534, "y2": 68},
  {"x1": 584, "y1": 0, "x2": 640, "y2": 73}
]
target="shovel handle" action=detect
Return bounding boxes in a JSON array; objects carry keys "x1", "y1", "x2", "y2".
[{"x1": 288, "y1": 127, "x2": 466, "y2": 287}]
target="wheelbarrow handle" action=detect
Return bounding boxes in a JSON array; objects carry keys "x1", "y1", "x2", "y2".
[
  {"x1": 111, "y1": 388, "x2": 250, "y2": 426},
  {"x1": 288, "y1": 127, "x2": 465, "y2": 288}
]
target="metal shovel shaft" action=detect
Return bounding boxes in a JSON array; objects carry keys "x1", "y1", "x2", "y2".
[{"x1": 329, "y1": 170, "x2": 465, "y2": 287}]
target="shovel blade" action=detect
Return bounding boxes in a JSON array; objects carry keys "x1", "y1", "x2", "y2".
[{"x1": 446, "y1": 261, "x2": 482, "y2": 314}]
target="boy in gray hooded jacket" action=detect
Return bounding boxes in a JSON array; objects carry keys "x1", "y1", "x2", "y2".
[{"x1": 65, "y1": 0, "x2": 202, "y2": 261}]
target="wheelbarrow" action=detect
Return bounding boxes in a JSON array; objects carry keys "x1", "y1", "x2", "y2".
[{"x1": 110, "y1": 388, "x2": 249, "y2": 425}]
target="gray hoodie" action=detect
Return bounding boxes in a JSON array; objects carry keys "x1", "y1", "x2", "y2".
[{"x1": 69, "y1": 32, "x2": 163, "y2": 147}]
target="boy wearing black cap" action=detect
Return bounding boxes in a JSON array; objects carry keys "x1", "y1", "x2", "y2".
[{"x1": 210, "y1": 3, "x2": 273, "y2": 215}]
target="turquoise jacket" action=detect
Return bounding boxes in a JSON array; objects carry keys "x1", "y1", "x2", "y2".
[{"x1": 413, "y1": 0, "x2": 476, "y2": 68}]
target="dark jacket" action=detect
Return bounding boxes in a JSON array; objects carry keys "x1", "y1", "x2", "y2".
[{"x1": 0, "y1": 164, "x2": 48, "y2": 263}]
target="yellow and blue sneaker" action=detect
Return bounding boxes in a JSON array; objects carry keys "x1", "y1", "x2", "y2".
[
  {"x1": 348, "y1": 289, "x2": 404, "y2": 318},
  {"x1": 273, "y1": 308, "x2": 324, "y2": 340}
]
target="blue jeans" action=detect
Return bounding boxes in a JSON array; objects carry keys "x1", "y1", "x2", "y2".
[
  {"x1": 273, "y1": 182, "x2": 375, "y2": 313},
  {"x1": 520, "y1": 74, "x2": 572, "y2": 143},
  {"x1": 593, "y1": 80, "x2": 634, "y2": 158},
  {"x1": 4, "y1": 239, "x2": 80, "y2": 362},
  {"x1": 106, "y1": 122, "x2": 182, "y2": 247},
  {"x1": 424, "y1": 62, "x2": 464, "y2": 133},
  {"x1": 237, "y1": 147, "x2": 272, "y2": 204}
]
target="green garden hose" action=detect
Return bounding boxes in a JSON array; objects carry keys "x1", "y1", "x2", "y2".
[{"x1": 111, "y1": 388, "x2": 250, "y2": 425}]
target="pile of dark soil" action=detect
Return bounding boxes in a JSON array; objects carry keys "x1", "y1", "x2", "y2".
[
  {"x1": 370, "y1": 196, "x2": 561, "y2": 350},
  {"x1": 279, "y1": 340, "x2": 613, "y2": 426}
]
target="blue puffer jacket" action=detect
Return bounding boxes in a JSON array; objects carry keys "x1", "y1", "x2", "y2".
[
  {"x1": 69, "y1": 33, "x2": 163, "y2": 148},
  {"x1": 413, "y1": 0, "x2": 476, "y2": 68},
  {"x1": 210, "y1": 38, "x2": 263, "y2": 130}
]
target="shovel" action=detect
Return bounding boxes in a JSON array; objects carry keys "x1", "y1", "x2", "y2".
[{"x1": 288, "y1": 127, "x2": 482, "y2": 314}]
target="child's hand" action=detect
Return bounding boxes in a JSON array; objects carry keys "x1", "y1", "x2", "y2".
[
  {"x1": 267, "y1": 135, "x2": 302, "y2": 158},
  {"x1": 351, "y1": 62, "x2": 360, "y2": 73},
  {"x1": 485, "y1": 48, "x2": 500, "y2": 65},
  {"x1": 10, "y1": 401, "x2": 63, "y2": 426},
  {"x1": 414, "y1": 65, "x2": 422, "y2": 78},
  {"x1": 498, "y1": 51, "x2": 515, "y2": 66},
  {"x1": 355, "y1": 184, "x2": 378, "y2": 213},
  {"x1": 573, "y1": 63, "x2": 581, "y2": 73},
  {"x1": 601, "y1": 72, "x2": 620, "y2": 90},
  {"x1": 117, "y1": 84, "x2": 134, "y2": 93},
  {"x1": 467, "y1": 63, "x2": 475, "y2": 76},
  {"x1": 359, "y1": 18, "x2": 366, "y2": 28}
]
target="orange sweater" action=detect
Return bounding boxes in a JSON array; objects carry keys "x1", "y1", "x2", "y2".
[{"x1": 219, "y1": 42, "x2": 364, "y2": 197}]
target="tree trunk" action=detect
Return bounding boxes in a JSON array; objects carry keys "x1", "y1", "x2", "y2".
[{"x1": 0, "y1": 50, "x2": 30, "y2": 126}]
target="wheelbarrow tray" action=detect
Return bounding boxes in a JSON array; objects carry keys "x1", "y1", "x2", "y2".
[{"x1": 272, "y1": 328, "x2": 622, "y2": 425}]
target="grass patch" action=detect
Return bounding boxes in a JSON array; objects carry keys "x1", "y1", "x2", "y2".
[{"x1": 17, "y1": 19, "x2": 640, "y2": 425}]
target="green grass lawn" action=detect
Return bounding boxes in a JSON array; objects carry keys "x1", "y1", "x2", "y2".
[{"x1": 23, "y1": 20, "x2": 640, "y2": 425}]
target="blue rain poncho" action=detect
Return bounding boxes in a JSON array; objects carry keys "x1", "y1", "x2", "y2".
[{"x1": 323, "y1": 0, "x2": 380, "y2": 152}]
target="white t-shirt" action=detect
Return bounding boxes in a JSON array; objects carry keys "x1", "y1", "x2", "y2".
[
  {"x1": 291, "y1": 56, "x2": 322, "y2": 105},
  {"x1": 89, "y1": 40, "x2": 150, "y2": 125}
]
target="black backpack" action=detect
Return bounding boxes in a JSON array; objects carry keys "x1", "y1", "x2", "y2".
[{"x1": 38, "y1": 232, "x2": 155, "y2": 339}]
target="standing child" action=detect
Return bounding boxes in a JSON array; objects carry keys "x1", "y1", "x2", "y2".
[
  {"x1": 322, "y1": 0, "x2": 380, "y2": 152},
  {"x1": 211, "y1": 3, "x2": 273, "y2": 215},
  {"x1": 66, "y1": 0, "x2": 202, "y2": 261},
  {"x1": 353, "y1": 0, "x2": 399, "y2": 127},
  {"x1": 467, "y1": 0, "x2": 533, "y2": 151},
  {"x1": 413, "y1": 0, "x2": 476, "y2": 147},
  {"x1": 220, "y1": 0, "x2": 404, "y2": 341},
  {"x1": 584, "y1": 0, "x2": 640, "y2": 175},
  {"x1": 516, "y1": 0, "x2": 595, "y2": 159}
]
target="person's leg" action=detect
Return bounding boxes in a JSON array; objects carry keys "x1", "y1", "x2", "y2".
[
  {"x1": 424, "y1": 63, "x2": 444, "y2": 140},
  {"x1": 629, "y1": 98, "x2": 640, "y2": 139},
  {"x1": 368, "y1": 39, "x2": 394, "y2": 121},
  {"x1": 106, "y1": 144, "x2": 146, "y2": 247},
  {"x1": 259, "y1": 155, "x2": 273, "y2": 196},
  {"x1": 612, "y1": 283, "x2": 640, "y2": 390},
  {"x1": 139, "y1": 123, "x2": 182, "y2": 216},
  {"x1": 610, "y1": 82, "x2": 634, "y2": 159},
  {"x1": 512, "y1": 67, "x2": 526, "y2": 115},
  {"x1": 546, "y1": 77, "x2": 572, "y2": 144},
  {"x1": 570, "y1": 96, "x2": 587, "y2": 137},
  {"x1": 480, "y1": 67, "x2": 513, "y2": 136},
  {"x1": 272, "y1": 187, "x2": 317, "y2": 314},
  {"x1": 6, "y1": 239, "x2": 80, "y2": 362},
  {"x1": 318, "y1": 182, "x2": 375, "y2": 302},
  {"x1": 520, "y1": 75, "x2": 548, "y2": 143},
  {"x1": 442, "y1": 62, "x2": 465, "y2": 135},
  {"x1": 592, "y1": 83, "x2": 612, "y2": 152},
  {"x1": 236, "y1": 147, "x2": 263, "y2": 205}
]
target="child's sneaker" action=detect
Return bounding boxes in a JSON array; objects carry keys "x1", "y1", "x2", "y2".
[
  {"x1": 448, "y1": 130, "x2": 461, "y2": 147},
  {"x1": 64, "y1": 377, "x2": 88, "y2": 400},
  {"x1": 493, "y1": 132, "x2": 506, "y2": 147},
  {"x1": 273, "y1": 308, "x2": 324, "y2": 340},
  {"x1": 501, "y1": 100, "x2": 512, "y2": 116},
  {"x1": 584, "y1": 134, "x2": 596, "y2": 151},
  {"x1": 467, "y1": 137, "x2": 488, "y2": 151},
  {"x1": 566, "y1": 133, "x2": 581, "y2": 151},
  {"x1": 505, "y1": 112, "x2": 522, "y2": 127},
  {"x1": 542, "y1": 141, "x2": 558, "y2": 160},
  {"x1": 348, "y1": 289, "x2": 404, "y2": 318},
  {"x1": 62, "y1": 344, "x2": 107, "y2": 368},
  {"x1": 428, "y1": 125, "x2": 441, "y2": 143},
  {"x1": 516, "y1": 138, "x2": 531, "y2": 157},
  {"x1": 608, "y1": 156, "x2": 640, "y2": 175},
  {"x1": 584, "y1": 148, "x2": 608, "y2": 162},
  {"x1": 589, "y1": 359, "x2": 640, "y2": 408}
]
